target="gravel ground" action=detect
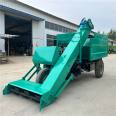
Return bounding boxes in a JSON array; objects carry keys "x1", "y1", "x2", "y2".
[{"x1": 0, "y1": 55, "x2": 116, "y2": 116}]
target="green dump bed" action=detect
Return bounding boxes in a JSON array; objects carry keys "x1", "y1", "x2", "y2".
[{"x1": 56, "y1": 32, "x2": 108, "y2": 61}]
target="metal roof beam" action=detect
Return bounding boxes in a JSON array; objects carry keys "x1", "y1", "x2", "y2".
[
  {"x1": 0, "y1": 5, "x2": 44, "y2": 21},
  {"x1": 6, "y1": 22, "x2": 30, "y2": 31}
]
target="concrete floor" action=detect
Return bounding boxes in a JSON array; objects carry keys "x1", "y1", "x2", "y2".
[{"x1": 0, "y1": 55, "x2": 116, "y2": 116}]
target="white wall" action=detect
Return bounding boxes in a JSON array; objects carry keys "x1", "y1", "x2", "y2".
[
  {"x1": 0, "y1": 11, "x2": 5, "y2": 34},
  {"x1": 32, "y1": 20, "x2": 46, "y2": 51},
  {"x1": 45, "y1": 29, "x2": 64, "y2": 36},
  {"x1": 0, "y1": 11, "x2": 5, "y2": 52}
]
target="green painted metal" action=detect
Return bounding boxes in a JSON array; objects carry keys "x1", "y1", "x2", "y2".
[
  {"x1": 22, "y1": 65, "x2": 40, "y2": 81},
  {"x1": 22, "y1": 65, "x2": 36, "y2": 80},
  {"x1": 3, "y1": 80, "x2": 43, "y2": 95},
  {"x1": 4, "y1": 18, "x2": 107, "y2": 111},
  {"x1": 82, "y1": 33, "x2": 108, "y2": 60},
  {"x1": 32, "y1": 46, "x2": 60, "y2": 65},
  {"x1": 38, "y1": 18, "x2": 94, "y2": 110},
  {"x1": 55, "y1": 74, "x2": 74, "y2": 97},
  {"x1": 56, "y1": 32, "x2": 76, "y2": 45},
  {"x1": 57, "y1": 32, "x2": 108, "y2": 61}
]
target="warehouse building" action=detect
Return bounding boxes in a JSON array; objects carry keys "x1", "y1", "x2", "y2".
[{"x1": 0, "y1": 0, "x2": 78, "y2": 55}]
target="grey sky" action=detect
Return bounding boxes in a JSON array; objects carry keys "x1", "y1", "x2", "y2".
[{"x1": 19, "y1": 0, "x2": 116, "y2": 33}]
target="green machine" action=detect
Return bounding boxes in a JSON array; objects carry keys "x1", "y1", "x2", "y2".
[{"x1": 3, "y1": 18, "x2": 108, "y2": 111}]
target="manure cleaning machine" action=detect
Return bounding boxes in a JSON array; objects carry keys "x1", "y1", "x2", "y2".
[{"x1": 3, "y1": 18, "x2": 108, "y2": 111}]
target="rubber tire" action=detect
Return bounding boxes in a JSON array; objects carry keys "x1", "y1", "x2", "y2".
[
  {"x1": 36, "y1": 68, "x2": 50, "y2": 83},
  {"x1": 95, "y1": 59, "x2": 104, "y2": 78}
]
